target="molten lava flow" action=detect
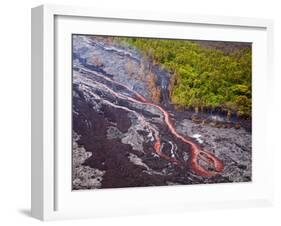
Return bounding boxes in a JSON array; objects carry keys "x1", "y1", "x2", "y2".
[
  {"x1": 153, "y1": 139, "x2": 180, "y2": 164},
  {"x1": 78, "y1": 68, "x2": 224, "y2": 177},
  {"x1": 142, "y1": 100, "x2": 224, "y2": 177},
  {"x1": 80, "y1": 78, "x2": 180, "y2": 166}
]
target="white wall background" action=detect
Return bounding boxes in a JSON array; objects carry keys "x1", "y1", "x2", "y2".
[{"x1": 0, "y1": 0, "x2": 280, "y2": 225}]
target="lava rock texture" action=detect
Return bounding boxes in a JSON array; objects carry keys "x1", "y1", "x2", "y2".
[{"x1": 72, "y1": 35, "x2": 252, "y2": 190}]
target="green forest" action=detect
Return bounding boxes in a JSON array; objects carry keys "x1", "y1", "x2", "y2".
[{"x1": 117, "y1": 37, "x2": 252, "y2": 118}]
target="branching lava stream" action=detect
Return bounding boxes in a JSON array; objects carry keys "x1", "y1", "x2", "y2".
[{"x1": 78, "y1": 67, "x2": 224, "y2": 177}]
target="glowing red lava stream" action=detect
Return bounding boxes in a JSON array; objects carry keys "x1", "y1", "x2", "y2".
[{"x1": 80, "y1": 68, "x2": 224, "y2": 177}]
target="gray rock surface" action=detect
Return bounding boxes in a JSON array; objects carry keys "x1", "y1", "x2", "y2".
[
  {"x1": 176, "y1": 119, "x2": 251, "y2": 182},
  {"x1": 72, "y1": 132, "x2": 105, "y2": 189}
]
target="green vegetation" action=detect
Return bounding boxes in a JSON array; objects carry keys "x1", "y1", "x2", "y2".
[{"x1": 117, "y1": 37, "x2": 252, "y2": 118}]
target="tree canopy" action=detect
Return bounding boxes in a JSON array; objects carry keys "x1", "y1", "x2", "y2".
[{"x1": 117, "y1": 37, "x2": 252, "y2": 118}]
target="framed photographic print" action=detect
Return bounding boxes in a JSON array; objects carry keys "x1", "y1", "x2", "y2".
[{"x1": 31, "y1": 4, "x2": 274, "y2": 221}]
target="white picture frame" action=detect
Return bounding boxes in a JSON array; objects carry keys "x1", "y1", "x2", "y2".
[{"x1": 31, "y1": 4, "x2": 274, "y2": 221}]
